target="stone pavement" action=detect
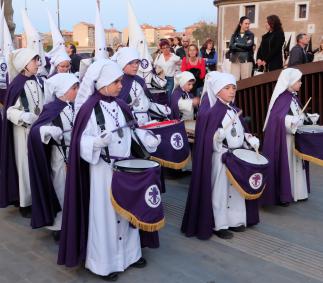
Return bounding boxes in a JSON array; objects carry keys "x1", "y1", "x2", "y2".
[{"x1": 0, "y1": 165, "x2": 322, "y2": 283}]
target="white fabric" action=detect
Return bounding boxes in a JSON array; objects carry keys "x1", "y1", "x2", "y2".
[
  {"x1": 263, "y1": 68, "x2": 302, "y2": 131},
  {"x1": 95, "y1": 2, "x2": 108, "y2": 60},
  {"x1": 7, "y1": 80, "x2": 44, "y2": 207},
  {"x1": 154, "y1": 53, "x2": 180, "y2": 77},
  {"x1": 20, "y1": 112, "x2": 38, "y2": 124},
  {"x1": 114, "y1": 47, "x2": 139, "y2": 70},
  {"x1": 178, "y1": 98, "x2": 194, "y2": 121},
  {"x1": 0, "y1": 4, "x2": 4, "y2": 55},
  {"x1": 80, "y1": 100, "x2": 158, "y2": 275},
  {"x1": 174, "y1": 71, "x2": 195, "y2": 89},
  {"x1": 201, "y1": 71, "x2": 236, "y2": 108},
  {"x1": 44, "y1": 73, "x2": 79, "y2": 104},
  {"x1": 47, "y1": 10, "x2": 65, "y2": 47},
  {"x1": 75, "y1": 59, "x2": 121, "y2": 112},
  {"x1": 40, "y1": 125, "x2": 63, "y2": 143}
]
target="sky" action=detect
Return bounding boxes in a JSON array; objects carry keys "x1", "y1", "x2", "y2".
[{"x1": 12, "y1": 0, "x2": 217, "y2": 34}]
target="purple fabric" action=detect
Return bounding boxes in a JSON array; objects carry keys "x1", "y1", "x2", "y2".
[
  {"x1": 119, "y1": 74, "x2": 147, "y2": 102},
  {"x1": 295, "y1": 130, "x2": 323, "y2": 161},
  {"x1": 261, "y1": 90, "x2": 310, "y2": 205},
  {"x1": 143, "y1": 120, "x2": 190, "y2": 165},
  {"x1": 181, "y1": 94, "x2": 259, "y2": 239},
  {"x1": 111, "y1": 166, "x2": 164, "y2": 226},
  {"x1": 0, "y1": 74, "x2": 37, "y2": 208},
  {"x1": 170, "y1": 86, "x2": 193, "y2": 120},
  {"x1": 28, "y1": 98, "x2": 67, "y2": 228},
  {"x1": 58, "y1": 91, "x2": 158, "y2": 267},
  {"x1": 222, "y1": 150, "x2": 269, "y2": 198}
]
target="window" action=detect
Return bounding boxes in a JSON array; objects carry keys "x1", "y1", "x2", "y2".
[
  {"x1": 295, "y1": 2, "x2": 309, "y2": 21},
  {"x1": 298, "y1": 4, "x2": 307, "y2": 18},
  {"x1": 245, "y1": 5, "x2": 255, "y2": 23}
]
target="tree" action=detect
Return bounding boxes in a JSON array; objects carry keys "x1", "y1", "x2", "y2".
[{"x1": 192, "y1": 23, "x2": 217, "y2": 47}]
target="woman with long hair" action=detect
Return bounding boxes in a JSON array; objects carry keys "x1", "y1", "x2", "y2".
[
  {"x1": 313, "y1": 37, "x2": 323, "y2": 62},
  {"x1": 200, "y1": 39, "x2": 217, "y2": 72}
]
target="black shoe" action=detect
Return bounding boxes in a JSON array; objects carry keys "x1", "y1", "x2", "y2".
[
  {"x1": 102, "y1": 272, "x2": 118, "y2": 281},
  {"x1": 213, "y1": 229, "x2": 234, "y2": 239},
  {"x1": 130, "y1": 257, "x2": 147, "y2": 268},
  {"x1": 279, "y1": 202, "x2": 290, "y2": 207},
  {"x1": 298, "y1": 198, "x2": 308, "y2": 202},
  {"x1": 19, "y1": 206, "x2": 32, "y2": 218},
  {"x1": 52, "y1": 231, "x2": 61, "y2": 242},
  {"x1": 229, "y1": 225, "x2": 246, "y2": 232}
]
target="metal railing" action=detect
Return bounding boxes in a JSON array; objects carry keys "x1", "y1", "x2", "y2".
[{"x1": 236, "y1": 61, "x2": 323, "y2": 138}]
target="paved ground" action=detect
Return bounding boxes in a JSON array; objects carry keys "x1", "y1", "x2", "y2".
[{"x1": 0, "y1": 165, "x2": 323, "y2": 283}]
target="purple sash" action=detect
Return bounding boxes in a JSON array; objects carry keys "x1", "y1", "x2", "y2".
[
  {"x1": 141, "y1": 120, "x2": 190, "y2": 169},
  {"x1": 111, "y1": 165, "x2": 165, "y2": 232},
  {"x1": 222, "y1": 149, "x2": 269, "y2": 200}
]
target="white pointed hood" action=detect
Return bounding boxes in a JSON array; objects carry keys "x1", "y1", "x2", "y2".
[
  {"x1": 95, "y1": 3, "x2": 108, "y2": 60},
  {"x1": 0, "y1": 4, "x2": 4, "y2": 56},
  {"x1": 21, "y1": 9, "x2": 47, "y2": 75},
  {"x1": 3, "y1": 6, "x2": 14, "y2": 58},
  {"x1": 47, "y1": 10, "x2": 64, "y2": 47}
]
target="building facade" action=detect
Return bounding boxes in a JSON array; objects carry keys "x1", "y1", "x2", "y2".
[
  {"x1": 215, "y1": 0, "x2": 323, "y2": 63},
  {"x1": 73, "y1": 22, "x2": 95, "y2": 48}
]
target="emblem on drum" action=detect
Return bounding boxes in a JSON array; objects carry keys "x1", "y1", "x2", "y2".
[
  {"x1": 145, "y1": 185, "x2": 161, "y2": 208},
  {"x1": 170, "y1": 133, "x2": 184, "y2": 150},
  {"x1": 249, "y1": 173, "x2": 263, "y2": 190},
  {"x1": 141, "y1": 59, "x2": 149, "y2": 69},
  {"x1": 0, "y1": 63, "x2": 7, "y2": 72}
]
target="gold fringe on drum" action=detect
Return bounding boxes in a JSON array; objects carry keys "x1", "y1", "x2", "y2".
[
  {"x1": 294, "y1": 148, "x2": 323, "y2": 167},
  {"x1": 149, "y1": 155, "x2": 191, "y2": 170}
]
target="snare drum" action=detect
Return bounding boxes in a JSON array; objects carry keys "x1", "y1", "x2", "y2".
[
  {"x1": 184, "y1": 120, "x2": 196, "y2": 143},
  {"x1": 148, "y1": 88, "x2": 169, "y2": 105},
  {"x1": 111, "y1": 159, "x2": 165, "y2": 232},
  {"x1": 222, "y1": 149, "x2": 269, "y2": 200},
  {"x1": 141, "y1": 120, "x2": 190, "y2": 169},
  {"x1": 294, "y1": 125, "x2": 323, "y2": 166}
]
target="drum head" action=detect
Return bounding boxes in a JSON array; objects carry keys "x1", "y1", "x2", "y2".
[
  {"x1": 114, "y1": 159, "x2": 160, "y2": 172},
  {"x1": 232, "y1": 149, "x2": 268, "y2": 165},
  {"x1": 297, "y1": 125, "x2": 323, "y2": 133},
  {"x1": 148, "y1": 88, "x2": 167, "y2": 94}
]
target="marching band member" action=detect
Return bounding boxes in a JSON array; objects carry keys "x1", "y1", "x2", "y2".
[
  {"x1": 181, "y1": 71, "x2": 260, "y2": 240},
  {"x1": 261, "y1": 68, "x2": 319, "y2": 206},
  {"x1": 115, "y1": 47, "x2": 171, "y2": 126},
  {"x1": 58, "y1": 60, "x2": 160, "y2": 281},
  {"x1": 171, "y1": 71, "x2": 200, "y2": 121},
  {"x1": 28, "y1": 73, "x2": 79, "y2": 242},
  {"x1": 0, "y1": 48, "x2": 43, "y2": 217}
]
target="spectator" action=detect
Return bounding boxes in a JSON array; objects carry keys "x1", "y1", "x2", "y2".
[
  {"x1": 228, "y1": 16, "x2": 254, "y2": 80},
  {"x1": 107, "y1": 47, "x2": 114, "y2": 58},
  {"x1": 257, "y1": 15, "x2": 285, "y2": 72},
  {"x1": 200, "y1": 39, "x2": 217, "y2": 72},
  {"x1": 65, "y1": 43, "x2": 81, "y2": 73},
  {"x1": 176, "y1": 36, "x2": 190, "y2": 59},
  {"x1": 173, "y1": 36, "x2": 182, "y2": 53},
  {"x1": 154, "y1": 39, "x2": 181, "y2": 101},
  {"x1": 181, "y1": 44, "x2": 206, "y2": 96},
  {"x1": 288, "y1": 33, "x2": 310, "y2": 67},
  {"x1": 313, "y1": 37, "x2": 323, "y2": 62}
]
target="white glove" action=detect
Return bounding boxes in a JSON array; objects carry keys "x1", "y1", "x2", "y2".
[
  {"x1": 307, "y1": 113, "x2": 320, "y2": 125},
  {"x1": 20, "y1": 112, "x2": 38, "y2": 125},
  {"x1": 291, "y1": 115, "x2": 303, "y2": 128},
  {"x1": 150, "y1": 134, "x2": 161, "y2": 147},
  {"x1": 42, "y1": 126, "x2": 63, "y2": 143},
  {"x1": 93, "y1": 130, "x2": 113, "y2": 148},
  {"x1": 247, "y1": 136, "x2": 260, "y2": 150},
  {"x1": 213, "y1": 128, "x2": 226, "y2": 143}
]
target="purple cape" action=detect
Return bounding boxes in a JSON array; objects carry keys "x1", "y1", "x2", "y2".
[
  {"x1": 28, "y1": 98, "x2": 67, "y2": 228},
  {"x1": 119, "y1": 74, "x2": 148, "y2": 102},
  {"x1": 261, "y1": 90, "x2": 310, "y2": 205},
  {"x1": 170, "y1": 86, "x2": 193, "y2": 120},
  {"x1": 58, "y1": 91, "x2": 158, "y2": 268},
  {"x1": 181, "y1": 95, "x2": 259, "y2": 240},
  {"x1": 0, "y1": 74, "x2": 37, "y2": 208}
]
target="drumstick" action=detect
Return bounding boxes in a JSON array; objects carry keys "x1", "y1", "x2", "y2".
[
  {"x1": 300, "y1": 97, "x2": 312, "y2": 114},
  {"x1": 255, "y1": 147, "x2": 259, "y2": 159},
  {"x1": 223, "y1": 110, "x2": 243, "y2": 131}
]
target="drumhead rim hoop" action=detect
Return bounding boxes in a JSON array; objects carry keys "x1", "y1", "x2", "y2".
[
  {"x1": 113, "y1": 159, "x2": 160, "y2": 172},
  {"x1": 231, "y1": 148, "x2": 269, "y2": 165}
]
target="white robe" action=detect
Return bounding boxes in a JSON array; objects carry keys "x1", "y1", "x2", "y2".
[
  {"x1": 212, "y1": 108, "x2": 247, "y2": 231},
  {"x1": 7, "y1": 80, "x2": 44, "y2": 207},
  {"x1": 40, "y1": 104, "x2": 73, "y2": 230},
  {"x1": 284, "y1": 97, "x2": 308, "y2": 201},
  {"x1": 130, "y1": 81, "x2": 170, "y2": 126},
  {"x1": 80, "y1": 100, "x2": 158, "y2": 276},
  {"x1": 178, "y1": 94, "x2": 194, "y2": 121}
]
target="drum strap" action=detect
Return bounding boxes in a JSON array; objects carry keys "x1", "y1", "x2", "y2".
[
  {"x1": 52, "y1": 116, "x2": 68, "y2": 164},
  {"x1": 20, "y1": 90, "x2": 30, "y2": 112}
]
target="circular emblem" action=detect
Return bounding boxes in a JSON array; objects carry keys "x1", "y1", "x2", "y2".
[
  {"x1": 249, "y1": 173, "x2": 263, "y2": 190},
  {"x1": 141, "y1": 59, "x2": 149, "y2": 69},
  {"x1": 170, "y1": 132, "x2": 184, "y2": 150},
  {"x1": 145, "y1": 185, "x2": 161, "y2": 208},
  {"x1": 0, "y1": 63, "x2": 7, "y2": 72}
]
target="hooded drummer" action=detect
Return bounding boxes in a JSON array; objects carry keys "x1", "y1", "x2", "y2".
[
  {"x1": 261, "y1": 68, "x2": 319, "y2": 206},
  {"x1": 114, "y1": 47, "x2": 171, "y2": 126},
  {"x1": 57, "y1": 60, "x2": 161, "y2": 281},
  {"x1": 181, "y1": 71, "x2": 260, "y2": 240}
]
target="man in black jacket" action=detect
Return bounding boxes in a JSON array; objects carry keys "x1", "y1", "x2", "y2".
[
  {"x1": 65, "y1": 44, "x2": 82, "y2": 73},
  {"x1": 176, "y1": 36, "x2": 190, "y2": 59},
  {"x1": 288, "y1": 33, "x2": 309, "y2": 67}
]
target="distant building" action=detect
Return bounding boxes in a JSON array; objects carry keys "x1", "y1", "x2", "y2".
[
  {"x1": 156, "y1": 25, "x2": 176, "y2": 42},
  {"x1": 105, "y1": 28, "x2": 122, "y2": 47},
  {"x1": 214, "y1": 0, "x2": 323, "y2": 63},
  {"x1": 73, "y1": 22, "x2": 95, "y2": 48},
  {"x1": 184, "y1": 21, "x2": 207, "y2": 41}
]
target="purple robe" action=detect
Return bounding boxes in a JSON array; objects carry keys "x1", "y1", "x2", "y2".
[
  {"x1": 58, "y1": 91, "x2": 158, "y2": 268},
  {"x1": 170, "y1": 86, "x2": 193, "y2": 120},
  {"x1": 181, "y1": 94, "x2": 259, "y2": 240},
  {"x1": 119, "y1": 74, "x2": 149, "y2": 103},
  {"x1": 0, "y1": 74, "x2": 37, "y2": 208},
  {"x1": 28, "y1": 98, "x2": 67, "y2": 228},
  {"x1": 261, "y1": 90, "x2": 310, "y2": 205}
]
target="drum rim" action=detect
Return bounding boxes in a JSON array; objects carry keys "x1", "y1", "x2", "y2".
[
  {"x1": 231, "y1": 148, "x2": 269, "y2": 166},
  {"x1": 140, "y1": 119, "x2": 180, "y2": 129},
  {"x1": 113, "y1": 158, "x2": 160, "y2": 172},
  {"x1": 296, "y1": 125, "x2": 323, "y2": 134}
]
